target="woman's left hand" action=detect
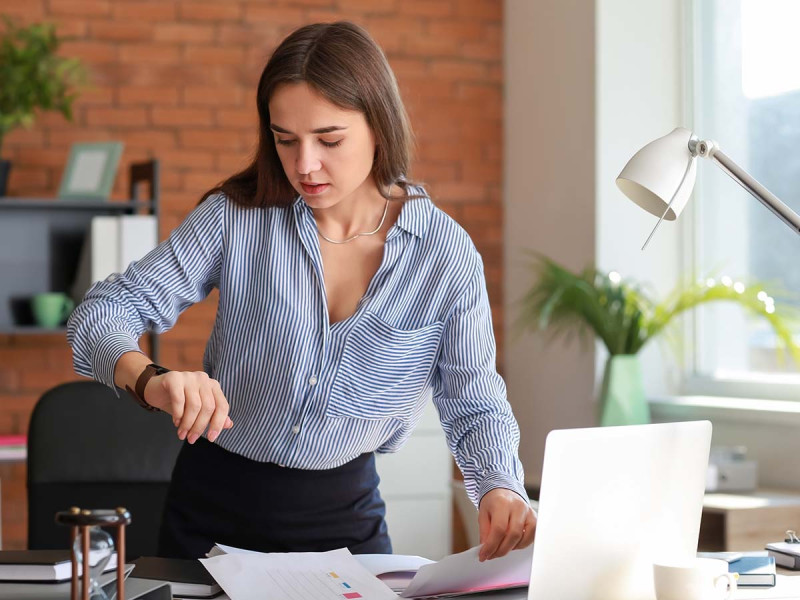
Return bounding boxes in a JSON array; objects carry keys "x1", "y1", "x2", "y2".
[{"x1": 477, "y1": 488, "x2": 537, "y2": 561}]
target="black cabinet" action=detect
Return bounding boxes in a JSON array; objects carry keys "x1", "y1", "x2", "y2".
[{"x1": 0, "y1": 160, "x2": 160, "y2": 360}]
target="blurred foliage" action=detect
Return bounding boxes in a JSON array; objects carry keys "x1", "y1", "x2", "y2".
[
  {"x1": 518, "y1": 253, "x2": 800, "y2": 364},
  {"x1": 0, "y1": 16, "x2": 87, "y2": 155}
]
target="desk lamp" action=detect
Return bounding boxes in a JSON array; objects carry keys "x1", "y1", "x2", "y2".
[{"x1": 616, "y1": 127, "x2": 800, "y2": 249}]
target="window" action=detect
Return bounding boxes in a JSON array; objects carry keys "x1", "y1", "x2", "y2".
[{"x1": 689, "y1": 0, "x2": 800, "y2": 395}]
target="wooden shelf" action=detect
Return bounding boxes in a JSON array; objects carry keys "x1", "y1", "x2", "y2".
[
  {"x1": 0, "y1": 199, "x2": 153, "y2": 212},
  {"x1": 0, "y1": 326, "x2": 67, "y2": 335}
]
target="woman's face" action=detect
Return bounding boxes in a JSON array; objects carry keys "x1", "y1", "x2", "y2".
[{"x1": 269, "y1": 82, "x2": 378, "y2": 209}]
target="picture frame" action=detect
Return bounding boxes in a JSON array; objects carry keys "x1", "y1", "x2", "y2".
[{"x1": 57, "y1": 141, "x2": 124, "y2": 201}]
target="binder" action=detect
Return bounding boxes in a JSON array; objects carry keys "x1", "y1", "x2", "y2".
[
  {"x1": 119, "y1": 215, "x2": 157, "y2": 271},
  {"x1": 70, "y1": 216, "x2": 118, "y2": 303},
  {"x1": 70, "y1": 215, "x2": 158, "y2": 303}
]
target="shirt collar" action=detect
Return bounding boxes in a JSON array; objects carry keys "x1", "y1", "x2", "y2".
[
  {"x1": 394, "y1": 187, "x2": 433, "y2": 239},
  {"x1": 292, "y1": 187, "x2": 433, "y2": 240}
]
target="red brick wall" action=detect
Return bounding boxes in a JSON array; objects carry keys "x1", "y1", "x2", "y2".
[{"x1": 0, "y1": 0, "x2": 502, "y2": 550}]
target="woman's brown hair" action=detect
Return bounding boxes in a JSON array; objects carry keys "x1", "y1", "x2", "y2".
[{"x1": 200, "y1": 21, "x2": 417, "y2": 207}]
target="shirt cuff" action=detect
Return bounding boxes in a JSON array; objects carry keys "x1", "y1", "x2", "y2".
[
  {"x1": 477, "y1": 471, "x2": 529, "y2": 506},
  {"x1": 91, "y1": 332, "x2": 142, "y2": 396}
]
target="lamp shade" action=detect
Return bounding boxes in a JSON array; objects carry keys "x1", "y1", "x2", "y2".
[{"x1": 616, "y1": 127, "x2": 697, "y2": 220}]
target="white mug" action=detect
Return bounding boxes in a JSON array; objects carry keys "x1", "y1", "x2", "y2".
[{"x1": 653, "y1": 558, "x2": 737, "y2": 600}]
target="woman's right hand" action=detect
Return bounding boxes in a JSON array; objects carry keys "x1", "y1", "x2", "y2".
[{"x1": 144, "y1": 371, "x2": 233, "y2": 444}]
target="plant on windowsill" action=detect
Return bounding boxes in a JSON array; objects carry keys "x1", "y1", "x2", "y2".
[
  {"x1": 517, "y1": 254, "x2": 800, "y2": 426},
  {"x1": 0, "y1": 17, "x2": 87, "y2": 196}
]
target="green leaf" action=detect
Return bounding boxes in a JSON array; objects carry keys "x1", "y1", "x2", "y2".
[
  {"x1": 0, "y1": 17, "x2": 88, "y2": 151},
  {"x1": 515, "y1": 254, "x2": 800, "y2": 365}
]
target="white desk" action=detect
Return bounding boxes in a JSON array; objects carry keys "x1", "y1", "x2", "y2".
[{"x1": 425, "y1": 573, "x2": 800, "y2": 600}]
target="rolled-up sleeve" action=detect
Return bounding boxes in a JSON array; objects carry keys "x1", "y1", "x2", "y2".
[
  {"x1": 432, "y1": 253, "x2": 527, "y2": 507},
  {"x1": 66, "y1": 193, "x2": 226, "y2": 391}
]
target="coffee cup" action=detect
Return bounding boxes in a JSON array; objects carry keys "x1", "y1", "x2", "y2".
[
  {"x1": 31, "y1": 292, "x2": 75, "y2": 328},
  {"x1": 654, "y1": 558, "x2": 737, "y2": 600}
]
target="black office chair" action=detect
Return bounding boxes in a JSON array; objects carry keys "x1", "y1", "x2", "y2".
[{"x1": 27, "y1": 380, "x2": 183, "y2": 558}]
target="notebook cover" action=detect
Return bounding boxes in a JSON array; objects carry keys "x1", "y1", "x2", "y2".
[
  {"x1": 730, "y1": 556, "x2": 776, "y2": 586},
  {"x1": 0, "y1": 550, "x2": 70, "y2": 566},
  {"x1": 131, "y1": 557, "x2": 217, "y2": 586},
  {"x1": 0, "y1": 550, "x2": 118, "y2": 583}
]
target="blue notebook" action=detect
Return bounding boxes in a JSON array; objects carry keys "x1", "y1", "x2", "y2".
[{"x1": 729, "y1": 555, "x2": 776, "y2": 587}]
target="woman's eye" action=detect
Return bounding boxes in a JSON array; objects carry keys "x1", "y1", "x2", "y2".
[
  {"x1": 320, "y1": 139, "x2": 343, "y2": 148},
  {"x1": 276, "y1": 138, "x2": 295, "y2": 146}
]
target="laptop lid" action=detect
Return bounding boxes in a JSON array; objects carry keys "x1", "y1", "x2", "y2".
[{"x1": 528, "y1": 421, "x2": 712, "y2": 600}]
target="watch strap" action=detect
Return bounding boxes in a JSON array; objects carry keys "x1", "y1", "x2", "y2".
[{"x1": 125, "y1": 363, "x2": 169, "y2": 412}]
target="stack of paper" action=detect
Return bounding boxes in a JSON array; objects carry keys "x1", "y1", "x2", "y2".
[
  {"x1": 0, "y1": 549, "x2": 118, "y2": 582},
  {"x1": 354, "y1": 554, "x2": 434, "y2": 592},
  {"x1": 201, "y1": 543, "x2": 533, "y2": 600},
  {"x1": 201, "y1": 548, "x2": 396, "y2": 600},
  {"x1": 399, "y1": 546, "x2": 532, "y2": 598}
]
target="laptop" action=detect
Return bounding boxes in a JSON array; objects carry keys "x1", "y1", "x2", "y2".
[{"x1": 522, "y1": 420, "x2": 712, "y2": 600}]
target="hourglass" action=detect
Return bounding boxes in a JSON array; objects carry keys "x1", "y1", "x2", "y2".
[{"x1": 55, "y1": 507, "x2": 131, "y2": 600}]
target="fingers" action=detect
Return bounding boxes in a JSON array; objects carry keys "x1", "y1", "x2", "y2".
[
  {"x1": 492, "y1": 507, "x2": 527, "y2": 559},
  {"x1": 479, "y1": 489, "x2": 537, "y2": 561},
  {"x1": 514, "y1": 509, "x2": 537, "y2": 550},
  {"x1": 186, "y1": 382, "x2": 216, "y2": 444},
  {"x1": 178, "y1": 384, "x2": 202, "y2": 442},
  {"x1": 160, "y1": 372, "x2": 231, "y2": 443},
  {"x1": 479, "y1": 504, "x2": 509, "y2": 562},
  {"x1": 206, "y1": 382, "x2": 230, "y2": 443}
]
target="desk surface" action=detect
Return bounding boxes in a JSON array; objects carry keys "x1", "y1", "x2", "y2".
[
  {"x1": 0, "y1": 576, "x2": 169, "y2": 599},
  {"x1": 705, "y1": 489, "x2": 800, "y2": 512}
]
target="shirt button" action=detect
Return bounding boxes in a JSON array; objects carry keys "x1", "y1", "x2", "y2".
[
  {"x1": 308, "y1": 375, "x2": 318, "y2": 386},
  {"x1": 291, "y1": 425, "x2": 300, "y2": 434}
]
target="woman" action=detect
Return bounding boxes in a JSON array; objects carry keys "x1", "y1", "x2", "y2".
[{"x1": 67, "y1": 21, "x2": 535, "y2": 562}]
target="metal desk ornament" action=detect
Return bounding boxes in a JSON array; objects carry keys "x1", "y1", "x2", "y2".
[{"x1": 55, "y1": 506, "x2": 131, "y2": 600}]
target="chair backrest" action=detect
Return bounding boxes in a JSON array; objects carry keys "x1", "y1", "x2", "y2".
[{"x1": 27, "y1": 381, "x2": 183, "y2": 558}]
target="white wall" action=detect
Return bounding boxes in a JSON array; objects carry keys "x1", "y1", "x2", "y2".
[
  {"x1": 504, "y1": 0, "x2": 598, "y2": 487},
  {"x1": 595, "y1": 0, "x2": 685, "y2": 396},
  {"x1": 505, "y1": 0, "x2": 685, "y2": 486}
]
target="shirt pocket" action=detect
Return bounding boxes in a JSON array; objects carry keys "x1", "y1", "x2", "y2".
[{"x1": 328, "y1": 311, "x2": 444, "y2": 420}]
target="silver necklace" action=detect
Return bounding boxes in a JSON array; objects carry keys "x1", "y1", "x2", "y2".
[{"x1": 317, "y1": 199, "x2": 390, "y2": 244}]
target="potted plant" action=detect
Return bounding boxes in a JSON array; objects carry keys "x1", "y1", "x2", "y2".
[
  {"x1": 0, "y1": 17, "x2": 87, "y2": 196},
  {"x1": 518, "y1": 255, "x2": 800, "y2": 426}
]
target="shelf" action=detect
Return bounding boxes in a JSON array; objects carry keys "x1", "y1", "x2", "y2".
[
  {"x1": 0, "y1": 326, "x2": 67, "y2": 335},
  {"x1": 0, "y1": 198, "x2": 153, "y2": 212},
  {"x1": 0, "y1": 160, "x2": 161, "y2": 360}
]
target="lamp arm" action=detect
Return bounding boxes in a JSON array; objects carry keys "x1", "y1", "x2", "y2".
[{"x1": 690, "y1": 138, "x2": 800, "y2": 234}]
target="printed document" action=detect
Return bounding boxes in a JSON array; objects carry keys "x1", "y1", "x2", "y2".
[
  {"x1": 400, "y1": 545, "x2": 532, "y2": 598},
  {"x1": 200, "y1": 547, "x2": 396, "y2": 600}
]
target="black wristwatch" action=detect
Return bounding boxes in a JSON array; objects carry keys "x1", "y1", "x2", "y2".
[{"x1": 125, "y1": 363, "x2": 170, "y2": 412}]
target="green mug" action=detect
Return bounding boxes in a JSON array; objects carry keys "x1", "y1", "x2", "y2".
[{"x1": 31, "y1": 292, "x2": 75, "y2": 328}]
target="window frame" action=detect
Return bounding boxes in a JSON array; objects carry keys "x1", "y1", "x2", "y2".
[{"x1": 679, "y1": 0, "x2": 800, "y2": 403}]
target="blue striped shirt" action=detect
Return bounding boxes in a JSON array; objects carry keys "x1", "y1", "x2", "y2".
[{"x1": 66, "y1": 189, "x2": 526, "y2": 505}]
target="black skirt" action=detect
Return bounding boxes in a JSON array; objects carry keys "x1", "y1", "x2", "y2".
[{"x1": 157, "y1": 437, "x2": 392, "y2": 558}]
